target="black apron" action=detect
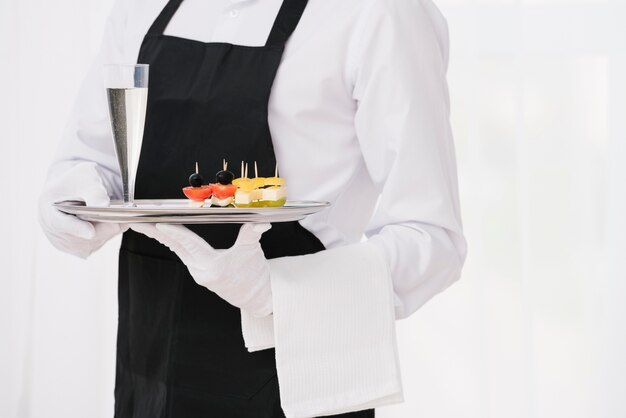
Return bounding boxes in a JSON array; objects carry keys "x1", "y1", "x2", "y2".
[{"x1": 114, "y1": 0, "x2": 375, "y2": 417}]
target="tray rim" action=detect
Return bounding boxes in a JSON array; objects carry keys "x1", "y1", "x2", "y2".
[{"x1": 53, "y1": 199, "x2": 330, "y2": 224}]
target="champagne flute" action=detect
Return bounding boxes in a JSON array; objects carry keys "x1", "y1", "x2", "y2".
[{"x1": 104, "y1": 64, "x2": 149, "y2": 207}]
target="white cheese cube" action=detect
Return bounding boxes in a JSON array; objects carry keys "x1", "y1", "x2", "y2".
[
  {"x1": 262, "y1": 186, "x2": 286, "y2": 201},
  {"x1": 235, "y1": 190, "x2": 253, "y2": 205},
  {"x1": 236, "y1": 189, "x2": 264, "y2": 204}
]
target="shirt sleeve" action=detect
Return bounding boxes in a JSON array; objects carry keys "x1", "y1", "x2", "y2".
[
  {"x1": 45, "y1": 0, "x2": 129, "y2": 197},
  {"x1": 349, "y1": 0, "x2": 467, "y2": 319}
]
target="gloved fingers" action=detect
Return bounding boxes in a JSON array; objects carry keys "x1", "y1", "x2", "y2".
[
  {"x1": 233, "y1": 223, "x2": 272, "y2": 247},
  {"x1": 46, "y1": 205, "x2": 96, "y2": 240},
  {"x1": 46, "y1": 234, "x2": 93, "y2": 260},
  {"x1": 155, "y1": 224, "x2": 215, "y2": 258},
  {"x1": 73, "y1": 222, "x2": 126, "y2": 257},
  {"x1": 43, "y1": 214, "x2": 99, "y2": 259},
  {"x1": 39, "y1": 162, "x2": 119, "y2": 257},
  {"x1": 93, "y1": 221, "x2": 127, "y2": 239},
  {"x1": 130, "y1": 223, "x2": 196, "y2": 265}
]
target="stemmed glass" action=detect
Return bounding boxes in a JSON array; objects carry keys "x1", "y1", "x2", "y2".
[{"x1": 104, "y1": 64, "x2": 149, "y2": 207}]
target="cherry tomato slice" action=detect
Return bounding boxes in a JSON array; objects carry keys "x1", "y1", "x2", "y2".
[
  {"x1": 211, "y1": 183, "x2": 237, "y2": 199},
  {"x1": 182, "y1": 185, "x2": 212, "y2": 201}
]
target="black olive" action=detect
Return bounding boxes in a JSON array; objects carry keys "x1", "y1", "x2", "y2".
[
  {"x1": 216, "y1": 170, "x2": 234, "y2": 185},
  {"x1": 189, "y1": 173, "x2": 204, "y2": 187}
]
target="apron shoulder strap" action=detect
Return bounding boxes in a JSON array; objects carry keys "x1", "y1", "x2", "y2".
[
  {"x1": 146, "y1": 0, "x2": 307, "y2": 46},
  {"x1": 147, "y1": 0, "x2": 184, "y2": 36},
  {"x1": 265, "y1": 0, "x2": 309, "y2": 48}
]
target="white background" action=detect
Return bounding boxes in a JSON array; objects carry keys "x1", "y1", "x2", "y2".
[{"x1": 2, "y1": 0, "x2": 626, "y2": 417}]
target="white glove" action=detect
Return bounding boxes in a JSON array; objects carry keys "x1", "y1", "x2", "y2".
[
  {"x1": 39, "y1": 161, "x2": 127, "y2": 259},
  {"x1": 130, "y1": 222, "x2": 273, "y2": 318}
]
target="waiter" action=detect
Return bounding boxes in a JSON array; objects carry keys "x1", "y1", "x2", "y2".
[{"x1": 39, "y1": 0, "x2": 466, "y2": 417}]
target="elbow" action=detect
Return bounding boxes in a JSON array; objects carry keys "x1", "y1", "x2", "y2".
[
  {"x1": 393, "y1": 226, "x2": 467, "y2": 319},
  {"x1": 445, "y1": 228, "x2": 467, "y2": 288}
]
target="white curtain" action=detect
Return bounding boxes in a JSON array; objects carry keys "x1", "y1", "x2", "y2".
[{"x1": 2, "y1": 0, "x2": 625, "y2": 417}]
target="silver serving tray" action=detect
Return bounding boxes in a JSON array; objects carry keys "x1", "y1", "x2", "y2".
[{"x1": 53, "y1": 199, "x2": 330, "y2": 224}]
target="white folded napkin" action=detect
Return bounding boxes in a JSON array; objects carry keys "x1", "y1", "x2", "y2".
[{"x1": 241, "y1": 241, "x2": 403, "y2": 418}]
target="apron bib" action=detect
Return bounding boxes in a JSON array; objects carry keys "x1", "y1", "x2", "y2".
[{"x1": 114, "y1": 1, "x2": 374, "y2": 416}]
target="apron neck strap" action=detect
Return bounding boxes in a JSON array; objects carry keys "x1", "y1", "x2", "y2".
[
  {"x1": 147, "y1": 0, "x2": 184, "y2": 36},
  {"x1": 146, "y1": 0, "x2": 308, "y2": 46},
  {"x1": 265, "y1": 0, "x2": 308, "y2": 48}
]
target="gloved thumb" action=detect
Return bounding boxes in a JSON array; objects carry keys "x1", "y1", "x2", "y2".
[
  {"x1": 234, "y1": 223, "x2": 272, "y2": 246},
  {"x1": 64, "y1": 212, "x2": 97, "y2": 240},
  {"x1": 252, "y1": 223, "x2": 272, "y2": 234},
  {"x1": 94, "y1": 221, "x2": 128, "y2": 239},
  {"x1": 81, "y1": 185, "x2": 111, "y2": 207},
  {"x1": 72, "y1": 162, "x2": 111, "y2": 207}
]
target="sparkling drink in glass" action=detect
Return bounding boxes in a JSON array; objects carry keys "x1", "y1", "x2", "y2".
[{"x1": 104, "y1": 64, "x2": 149, "y2": 207}]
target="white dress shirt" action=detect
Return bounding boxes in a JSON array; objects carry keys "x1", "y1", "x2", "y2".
[{"x1": 48, "y1": 0, "x2": 466, "y2": 319}]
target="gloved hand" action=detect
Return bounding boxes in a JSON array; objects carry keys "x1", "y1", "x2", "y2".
[
  {"x1": 39, "y1": 161, "x2": 128, "y2": 259},
  {"x1": 130, "y1": 222, "x2": 273, "y2": 318}
]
